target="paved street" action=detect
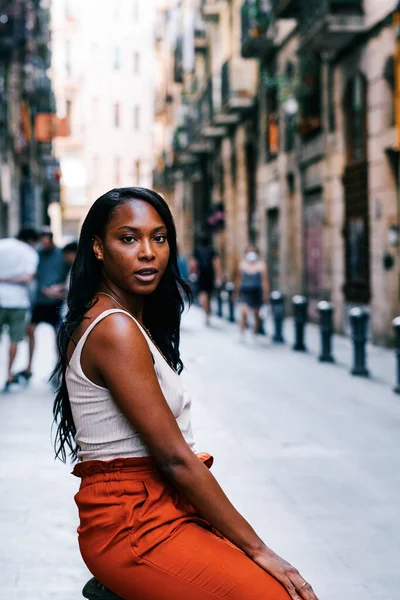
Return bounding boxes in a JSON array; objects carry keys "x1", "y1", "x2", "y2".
[{"x1": 1, "y1": 308, "x2": 400, "y2": 600}]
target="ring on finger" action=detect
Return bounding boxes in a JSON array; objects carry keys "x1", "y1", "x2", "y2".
[{"x1": 299, "y1": 581, "x2": 309, "y2": 589}]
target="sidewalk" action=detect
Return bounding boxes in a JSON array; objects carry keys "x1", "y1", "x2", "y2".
[
  {"x1": 213, "y1": 299, "x2": 398, "y2": 390},
  {"x1": 0, "y1": 311, "x2": 399, "y2": 600},
  {"x1": 0, "y1": 325, "x2": 90, "y2": 600}
]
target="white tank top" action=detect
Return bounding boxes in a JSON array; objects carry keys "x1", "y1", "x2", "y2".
[{"x1": 66, "y1": 309, "x2": 196, "y2": 462}]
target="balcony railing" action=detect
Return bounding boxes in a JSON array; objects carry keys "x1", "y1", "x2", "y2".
[
  {"x1": 192, "y1": 83, "x2": 227, "y2": 143},
  {"x1": 299, "y1": 0, "x2": 364, "y2": 52},
  {"x1": 241, "y1": 0, "x2": 276, "y2": 59},
  {"x1": 221, "y1": 57, "x2": 257, "y2": 113},
  {"x1": 271, "y1": 0, "x2": 299, "y2": 19}
]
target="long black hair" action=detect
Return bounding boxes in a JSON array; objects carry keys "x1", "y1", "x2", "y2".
[{"x1": 52, "y1": 187, "x2": 192, "y2": 462}]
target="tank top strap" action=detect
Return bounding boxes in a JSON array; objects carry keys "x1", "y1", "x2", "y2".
[{"x1": 70, "y1": 308, "x2": 155, "y2": 367}]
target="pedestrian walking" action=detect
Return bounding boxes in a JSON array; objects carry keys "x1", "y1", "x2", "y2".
[
  {"x1": 53, "y1": 187, "x2": 318, "y2": 600},
  {"x1": 0, "y1": 228, "x2": 39, "y2": 391},
  {"x1": 43, "y1": 241, "x2": 79, "y2": 303},
  {"x1": 192, "y1": 234, "x2": 222, "y2": 326},
  {"x1": 235, "y1": 245, "x2": 269, "y2": 342},
  {"x1": 17, "y1": 230, "x2": 68, "y2": 383}
]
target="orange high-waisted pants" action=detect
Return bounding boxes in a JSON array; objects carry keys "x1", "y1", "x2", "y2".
[{"x1": 72, "y1": 454, "x2": 290, "y2": 600}]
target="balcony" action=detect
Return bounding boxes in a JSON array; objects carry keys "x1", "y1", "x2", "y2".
[
  {"x1": 202, "y1": 0, "x2": 226, "y2": 21},
  {"x1": 299, "y1": 0, "x2": 365, "y2": 53},
  {"x1": 199, "y1": 83, "x2": 227, "y2": 138},
  {"x1": 211, "y1": 75, "x2": 240, "y2": 126},
  {"x1": 221, "y1": 57, "x2": 257, "y2": 114},
  {"x1": 172, "y1": 125, "x2": 197, "y2": 167},
  {"x1": 241, "y1": 0, "x2": 276, "y2": 59},
  {"x1": 186, "y1": 108, "x2": 214, "y2": 155},
  {"x1": 271, "y1": 0, "x2": 299, "y2": 19}
]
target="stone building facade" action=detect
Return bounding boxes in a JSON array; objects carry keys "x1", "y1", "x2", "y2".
[
  {"x1": 153, "y1": 0, "x2": 400, "y2": 345},
  {"x1": 0, "y1": 0, "x2": 60, "y2": 238}
]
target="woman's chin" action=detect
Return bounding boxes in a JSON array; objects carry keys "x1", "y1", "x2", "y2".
[{"x1": 131, "y1": 284, "x2": 159, "y2": 296}]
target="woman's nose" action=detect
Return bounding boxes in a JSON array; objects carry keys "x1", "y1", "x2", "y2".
[{"x1": 138, "y1": 240, "x2": 155, "y2": 260}]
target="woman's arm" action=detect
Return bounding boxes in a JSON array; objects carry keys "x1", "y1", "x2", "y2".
[
  {"x1": 0, "y1": 273, "x2": 35, "y2": 284},
  {"x1": 86, "y1": 313, "x2": 317, "y2": 600}
]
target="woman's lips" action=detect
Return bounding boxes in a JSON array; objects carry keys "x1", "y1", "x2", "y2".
[{"x1": 133, "y1": 269, "x2": 158, "y2": 283}]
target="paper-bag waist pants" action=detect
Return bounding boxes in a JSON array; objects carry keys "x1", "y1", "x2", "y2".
[{"x1": 72, "y1": 454, "x2": 290, "y2": 600}]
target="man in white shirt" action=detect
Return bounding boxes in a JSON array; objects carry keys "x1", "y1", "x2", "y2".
[{"x1": 0, "y1": 228, "x2": 39, "y2": 391}]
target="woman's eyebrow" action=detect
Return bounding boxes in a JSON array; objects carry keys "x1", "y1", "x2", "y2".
[{"x1": 117, "y1": 225, "x2": 167, "y2": 233}]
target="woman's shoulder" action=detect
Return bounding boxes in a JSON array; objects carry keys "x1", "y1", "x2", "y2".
[{"x1": 74, "y1": 307, "x2": 142, "y2": 348}]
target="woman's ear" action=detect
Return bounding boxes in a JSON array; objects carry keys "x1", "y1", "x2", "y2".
[{"x1": 92, "y1": 236, "x2": 103, "y2": 261}]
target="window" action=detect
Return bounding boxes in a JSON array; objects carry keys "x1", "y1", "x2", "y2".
[
  {"x1": 134, "y1": 105, "x2": 140, "y2": 131},
  {"x1": 66, "y1": 99, "x2": 72, "y2": 134},
  {"x1": 115, "y1": 157, "x2": 121, "y2": 186},
  {"x1": 133, "y1": 1, "x2": 139, "y2": 21},
  {"x1": 266, "y1": 84, "x2": 279, "y2": 160},
  {"x1": 113, "y1": 47, "x2": 121, "y2": 70},
  {"x1": 298, "y1": 54, "x2": 322, "y2": 139},
  {"x1": 344, "y1": 73, "x2": 367, "y2": 164},
  {"x1": 65, "y1": 40, "x2": 71, "y2": 76},
  {"x1": 134, "y1": 159, "x2": 141, "y2": 185},
  {"x1": 114, "y1": 103, "x2": 120, "y2": 127},
  {"x1": 133, "y1": 51, "x2": 140, "y2": 74}
]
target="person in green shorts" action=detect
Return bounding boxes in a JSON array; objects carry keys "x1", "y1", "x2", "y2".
[{"x1": 0, "y1": 229, "x2": 39, "y2": 391}]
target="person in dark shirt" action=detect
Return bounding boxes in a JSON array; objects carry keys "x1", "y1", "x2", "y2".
[
  {"x1": 17, "y1": 230, "x2": 68, "y2": 382},
  {"x1": 192, "y1": 235, "x2": 222, "y2": 326}
]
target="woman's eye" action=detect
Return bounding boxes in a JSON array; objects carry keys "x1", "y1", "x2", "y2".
[
  {"x1": 121, "y1": 236, "x2": 135, "y2": 243},
  {"x1": 154, "y1": 235, "x2": 167, "y2": 243}
]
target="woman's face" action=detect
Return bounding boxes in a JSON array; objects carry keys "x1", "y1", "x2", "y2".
[{"x1": 94, "y1": 199, "x2": 170, "y2": 296}]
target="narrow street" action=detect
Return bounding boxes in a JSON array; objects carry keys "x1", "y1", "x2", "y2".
[{"x1": 1, "y1": 307, "x2": 399, "y2": 600}]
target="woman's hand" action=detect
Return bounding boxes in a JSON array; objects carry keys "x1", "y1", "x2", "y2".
[{"x1": 251, "y1": 547, "x2": 319, "y2": 600}]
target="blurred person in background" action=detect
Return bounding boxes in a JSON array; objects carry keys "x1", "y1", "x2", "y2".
[
  {"x1": 63, "y1": 241, "x2": 79, "y2": 275},
  {"x1": 17, "y1": 230, "x2": 68, "y2": 383},
  {"x1": 192, "y1": 234, "x2": 222, "y2": 326},
  {"x1": 60, "y1": 241, "x2": 78, "y2": 322},
  {"x1": 44, "y1": 241, "x2": 79, "y2": 306},
  {"x1": 0, "y1": 228, "x2": 39, "y2": 391},
  {"x1": 235, "y1": 245, "x2": 269, "y2": 342}
]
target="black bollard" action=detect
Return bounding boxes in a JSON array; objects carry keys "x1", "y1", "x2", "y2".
[
  {"x1": 349, "y1": 307, "x2": 370, "y2": 377},
  {"x1": 225, "y1": 282, "x2": 235, "y2": 323},
  {"x1": 216, "y1": 285, "x2": 224, "y2": 318},
  {"x1": 270, "y1": 291, "x2": 285, "y2": 343},
  {"x1": 318, "y1": 301, "x2": 335, "y2": 363},
  {"x1": 292, "y1": 295, "x2": 308, "y2": 351},
  {"x1": 392, "y1": 317, "x2": 400, "y2": 393}
]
